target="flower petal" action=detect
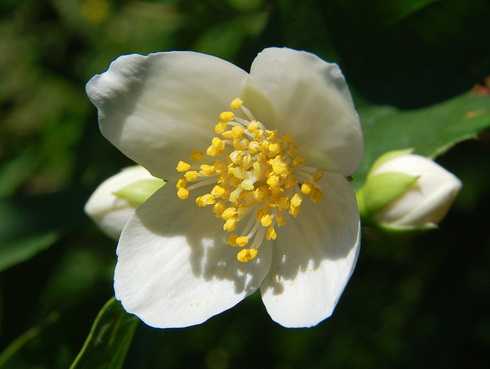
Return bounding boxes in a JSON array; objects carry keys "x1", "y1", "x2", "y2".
[
  {"x1": 260, "y1": 172, "x2": 360, "y2": 328},
  {"x1": 249, "y1": 48, "x2": 362, "y2": 176},
  {"x1": 84, "y1": 166, "x2": 159, "y2": 239},
  {"x1": 114, "y1": 186, "x2": 272, "y2": 328},
  {"x1": 86, "y1": 52, "x2": 248, "y2": 180}
]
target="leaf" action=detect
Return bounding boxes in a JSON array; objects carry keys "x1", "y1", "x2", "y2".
[
  {"x1": 321, "y1": 0, "x2": 490, "y2": 108},
  {"x1": 0, "y1": 189, "x2": 89, "y2": 271},
  {"x1": 0, "y1": 150, "x2": 42, "y2": 199},
  {"x1": 0, "y1": 232, "x2": 59, "y2": 272},
  {"x1": 0, "y1": 313, "x2": 59, "y2": 369},
  {"x1": 354, "y1": 92, "x2": 490, "y2": 187},
  {"x1": 69, "y1": 298, "x2": 139, "y2": 369}
]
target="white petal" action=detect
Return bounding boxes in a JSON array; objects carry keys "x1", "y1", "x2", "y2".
[
  {"x1": 114, "y1": 186, "x2": 272, "y2": 328},
  {"x1": 260, "y1": 173, "x2": 360, "y2": 327},
  {"x1": 84, "y1": 166, "x2": 158, "y2": 239},
  {"x1": 249, "y1": 48, "x2": 363, "y2": 176},
  {"x1": 86, "y1": 52, "x2": 248, "y2": 180},
  {"x1": 396, "y1": 179, "x2": 460, "y2": 226}
]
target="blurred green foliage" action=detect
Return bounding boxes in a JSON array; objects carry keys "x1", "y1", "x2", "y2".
[{"x1": 0, "y1": 0, "x2": 489, "y2": 368}]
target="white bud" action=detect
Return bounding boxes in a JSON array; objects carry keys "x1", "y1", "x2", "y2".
[
  {"x1": 368, "y1": 152, "x2": 462, "y2": 230},
  {"x1": 85, "y1": 166, "x2": 164, "y2": 239}
]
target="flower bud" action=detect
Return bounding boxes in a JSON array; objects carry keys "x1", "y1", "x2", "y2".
[
  {"x1": 85, "y1": 166, "x2": 164, "y2": 239},
  {"x1": 357, "y1": 150, "x2": 462, "y2": 231}
]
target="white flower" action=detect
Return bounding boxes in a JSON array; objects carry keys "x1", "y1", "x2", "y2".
[
  {"x1": 86, "y1": 48, "x2": 363, "y2": 328},
  {"x1": 85, "y1": 166, "x2": 163, "y2": 239},
  {"x1": 358, "y1": 150, "x2": 462, "y2": 230}
]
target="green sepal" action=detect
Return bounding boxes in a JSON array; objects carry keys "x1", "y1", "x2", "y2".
[
  {"x1": 114, "y1": 179, "x2": 165, "y2": 205},
  {"x1": 358, "y1": 172, "x2": 419, "y2": 216},
  {"x1": 377, "y1": 221, "x2": 438, "y2": 234}
]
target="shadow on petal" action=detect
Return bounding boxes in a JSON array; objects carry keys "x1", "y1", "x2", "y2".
[
  {"x1": 270, "y1": 173, "x2": 360, "y2": 279},
  {"x1": 258, "y1": 173, "x2": 361, "y2": 327},
  {"x1": 128, "y1": 185, "x2": 272, "y2": 296}
]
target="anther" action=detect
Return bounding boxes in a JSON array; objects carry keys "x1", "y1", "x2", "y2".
[
  {"x1": 301, "y1": 182, "x2": 314, "y2": 195},
  {"x1": 293, "y1": 156, "x2": 305, "y2": 167},
  {"x1": 235, "y1": 236, "x2": 249, "y2": 247},
  {"x1": 260, "y1": 214, "x2": 273, "y2": 227},
  {"x1": 200, "y1": 164, "x2": 215, "y2": 176},
  {"x1": 231, "y1": 126, "x2": 244, "y2": 139},
  {"x1": 275, "y1": 213, "x2": 287, "y2": 226},
  {"x1": 196, "y1": 194, "x2": 215, "y2": 207},
  {"x1": 213, "y1": 201, "x2": 226, "y2": 217},
  {"x1": 311, "y1": 188, "x2": 323, "y2": 202},
  {"x1": 177, "y1": 161, "x2": 191, "y2": 172},
  {"x1": 247, "y1": 121, "x2": 259, "y2": 132},
  {"x1": 230, "y1": 98, "x2": 243, "y2": 110},
  {"x1": 215, "y1": 122, "x2": 227, "y2": 134},
  {"x1": 223, "y1": 217, "x2": 238, "y2": 231},
  {"x1": 227, "y1": 234, "x2": 239, "y2": 246},
  {"x1": 177, "y1": 187, "x2": 189, "y2": 200},
  {"x1": 220, "y1": 111, "x2": 235, "y2": 122},
  {"x1": 266, "y1": 227, "x2": 277, "y2": 240},
  {"x1": 221, "y1": 207, "x2": 237, "y2": 220},
  {"x1": 313, "y1": 170, "x2": 324, "y2": 182},
  {"x1": 190, "y1": 150, "x2": 204, "y2": 161},
  {"x1": 211, "y1": 185, "x2": 226, "y2": 197},
  {"x1": 237, "y1": 248, "x2": 258, "y2": 262},
  {"x1": 185, "y1": 171, "x2": 199, "y2": 181},
  {"x1": 290, "y1": 193, "x2": 303, "y2": 208},
  {"x1": 176, "y1": 178, "x2": 187, "y2": 189},
  {"x1": 176, "y1": 97, "x2": 325, "y2": 263}
]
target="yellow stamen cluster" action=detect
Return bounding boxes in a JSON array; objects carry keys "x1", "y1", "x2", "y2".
[{"x1": 176, "y1": 98, "x2": 324, "y2": 262}]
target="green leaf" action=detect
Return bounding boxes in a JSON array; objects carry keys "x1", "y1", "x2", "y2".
[
  {"x1": 114, "y1": 179, "x2": 165, "y2": 205},
  {"x1": 355, "y1": 93, "x2": 490, "y2": 187},
  {"x1": 0, "y1": 150, "x2": 42, "y2": 199},
  {"x1": 0, "y1": 190, "x2": 89, "y2": 271},
  {"x1": 378, "y1": 0, "x2": 442, "y2": 26},
  {"x1": 69, "y1": 298, "x2": 139, "y2": 369},
  {"x1": 0, "y1": 313, "x2": 59, "y2": 369},
  {"x1": 322, "y1": 0, "x2": 490, "y2": 107},
  {"x1": 0, "y1": 232, "x2": 59, "y2": 272}
]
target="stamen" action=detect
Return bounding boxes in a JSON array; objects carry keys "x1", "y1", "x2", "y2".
[
  {"x1": 177, "y1": 161, "x2": 191, "y2": 172},
  {"x1": 230, "y1": 98, "x2": 243, "y2": 110},
  {"x1": 215, "y1": 122, "x2": 228, "y2": 134},
  {"x1": 184, "y1": 171, "x2": 199, "y2": 181},
  {"x1": 175, "y1": 98, "x2": 325, "y2": 262},
  {"x1": 213, "y1": 201, "x2": 226, "y2": 217},
  {"x1": 235, "y1": 236, "x2": 249, "y2": 247},
  {"x1": 220, "y1": 111, "x2": 235, "y2": 122},
  {"x1": 196, "y1": 194, "x2": 215, "y2": 207},
  {"x1": 301, "y1": 182, "x2": 314, "y2": 195},
  {"x1": 237, "y1": 248, "x2": 258, "y2": 262},
  {"x1": 231, "y1": 126, "x2": 244, "y2": 139},
  {"x1": 290, "y1": 193, "x2": 303, "y2": 208},
  {"x1": 311, "y1": 188, "x2": 323, "y2": 202},
  {"x1": 191, "y1": 150, "x2": 204, "y2": 161},
  {"x1": 266, "y1": 227, "x2": 277, "y2": 240},
  {"x1": 177, "y1": 187, "x2": 189, "y2": 200}
]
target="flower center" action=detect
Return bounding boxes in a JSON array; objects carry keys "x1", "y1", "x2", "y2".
[{"x1": 176, "y1": 98, "x2": 324, "y2": 262}]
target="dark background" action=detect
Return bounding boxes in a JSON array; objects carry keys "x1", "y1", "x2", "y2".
[{"x1": 0, "y1": 0, "x2": 489, "y2": 368}]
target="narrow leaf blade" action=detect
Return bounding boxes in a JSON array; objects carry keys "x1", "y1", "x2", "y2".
[{"x1": 69, "y1": 298, "x2": 139, "y2": 369}]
